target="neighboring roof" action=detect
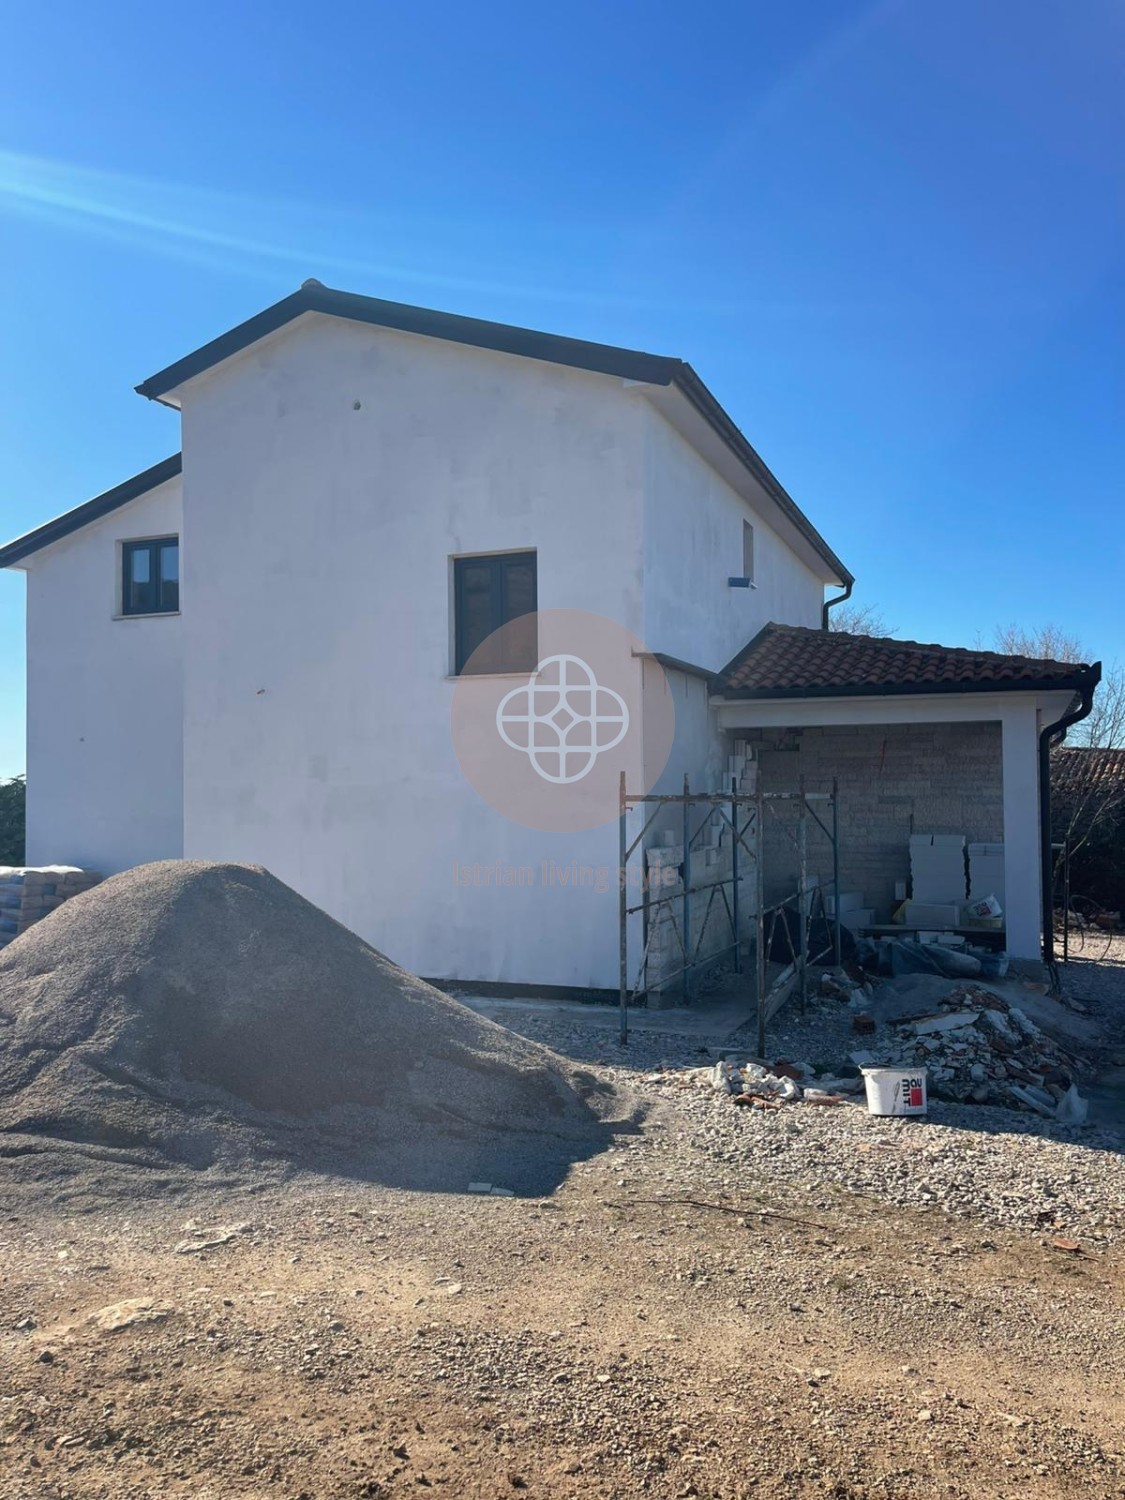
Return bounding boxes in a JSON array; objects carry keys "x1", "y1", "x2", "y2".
[
  {"x1": 1052, "y1": 747, "x2": 1125, "y2": 797},
  {"x1": 135, "y1": 280, "x2": 851, "y2": 587},
  {"x1": 0, "y1": 455, "x2": 182, "y2": 569},
  {"x1": 714, "y1": 623, "x2": 1099, "y2": 699}
]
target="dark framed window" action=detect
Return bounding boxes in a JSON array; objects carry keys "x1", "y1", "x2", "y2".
[
  {"x1": 122, "y1": 538, "x2": 179, "y2": 616},
  {"x1": 454, "y1": 550, "x2": 537, "y2": 674}
]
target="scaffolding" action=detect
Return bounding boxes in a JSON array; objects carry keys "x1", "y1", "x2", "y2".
[{"x1": 617, "y1": 772, "x2": 841, "y2": 1050}]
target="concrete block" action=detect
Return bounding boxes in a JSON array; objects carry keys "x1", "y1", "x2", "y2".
[
  {"x1": 839, "y1": 908, "x2": 875, "y2": 930},
  {"x1": 825, "y1": 891, "x2": 865, "y2": 915},
  {"x1": 903, "y1": 901, "x2": 961, "y2": 926},
  {"x1": 646, "y1": 847, "x2": 683, "y2": 869}
]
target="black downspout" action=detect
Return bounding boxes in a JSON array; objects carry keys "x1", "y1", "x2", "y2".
[
  {"x1": 1038, "y1": 663, "x2": 1101, "y2": 978},
  {"x1": 821, "y1": 579, "x2": 853, "y2": 630}
]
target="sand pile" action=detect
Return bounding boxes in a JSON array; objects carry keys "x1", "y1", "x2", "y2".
[{"x1": 0, "y1": 861, "x2": 633, "y2": 1198}]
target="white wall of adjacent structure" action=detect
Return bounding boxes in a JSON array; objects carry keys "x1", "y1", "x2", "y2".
[
  {"x1": 20, "y1": 475, "x2": 184, "y2": 873},
  {"x1": 640, "y1": 400, "x2": 826, "y2": 672},
  {"x1": 176, "y1": 314, "x2": 653, "y2": 989}
]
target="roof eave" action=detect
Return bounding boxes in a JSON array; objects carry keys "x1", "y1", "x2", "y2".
[
  {"x1": 133, "y1": 283, "x2": 850, "y2": 587},
  {"x1": 714, "y1": 670, "x2": 1098, "y2": 702},
  {"x1": 671, "y1": 365, "x2": 853, "y2": 589},
  {"x1": 135, "y1": 284, "x2": 684, "y2": 405},
  {"x1": 0, "y1": 454, "x2": 183, "y2": 569}
]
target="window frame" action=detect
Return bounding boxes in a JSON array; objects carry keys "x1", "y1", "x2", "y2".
[
  {"x1": 729, "y1": 520, "x2": 756, "y2": 588},
  {"x1": 742, "y1": 520, "x2": 755, "y2": 583},
  {"x1": 120, "y1": 536, "x2": 180, "y2": 617},
  {"x1": 453, "y1": 549, "x2": 537, "y2": 675}
]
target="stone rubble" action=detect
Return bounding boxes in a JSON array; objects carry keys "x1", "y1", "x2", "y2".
[
  {"x1": 644, "y1": 975, "x2": 1090, "y2": 1126},
  {"x1": 864, "y1": 982, "x2": 1088, "y2": 1121},
  {"x1": 472, "y1": 949, "x2": 1125, "y2": 1243},
  {"x1": 645, "y1": 1056, "x2": 854, "y2": 1109}
]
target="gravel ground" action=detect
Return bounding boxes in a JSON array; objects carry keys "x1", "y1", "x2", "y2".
[
  {"x1": 472, "y1": 948, "x2": 1125, "y2": 1245},
  {"x1": 2, "y1": 943, "x2": 1122, "y2": 1498},
  {"x1": 1061, "y1": 932, "x2": 1125, "y2": 1041},
  {"x1": 2, "y1": 1121, "x2": 1123, "y2": 1499}
]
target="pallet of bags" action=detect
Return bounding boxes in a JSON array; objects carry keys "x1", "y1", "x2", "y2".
[{"x1": 0, "y1": 866, "x2": 102, "y2": 944}]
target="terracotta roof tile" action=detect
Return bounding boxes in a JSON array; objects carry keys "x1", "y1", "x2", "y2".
[
  {"x1": 1051, "y1": 747, "x2": 1125, "y2": 797},
  {"x1": 715, "y1": 623, "x2": 1093, "y2": 699}
]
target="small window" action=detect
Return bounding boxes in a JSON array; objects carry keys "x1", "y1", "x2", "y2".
[
  {"x1": 742, "y1": 520, "x2": 755, "y2": 583},
  {"x1": 122, "y1": 538, "x2": 179, "y2": 616},
  {"x1": 454, "y1": 551, "x2": 537, "y2": 674}
]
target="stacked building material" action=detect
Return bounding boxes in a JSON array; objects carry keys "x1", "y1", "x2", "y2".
[
  {"x1": 0, "y1": 866, "x2": 102, "y2": 949},
  {"x1": 826, "y1": 891, "x2": 875, "y2": 930},
  {"x1": 909, "y1": 833, "x2": 967, "y2": 900},
  {"x1": 968, "y1": 842, "x2": 1005, "y2": 906},
  {"x1": 905, "y1": 833, "x2": 967, "y2": 925}
]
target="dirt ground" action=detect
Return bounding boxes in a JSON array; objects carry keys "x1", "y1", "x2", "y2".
[{"x1": 2, "y1": 1096, "x2": 1123, "y2": 1500}]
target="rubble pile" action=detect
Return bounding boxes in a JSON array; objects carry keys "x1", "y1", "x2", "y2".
[
  {"x1": 648, "y1": 1058, "x2": 855, "y2": 1109},
  {"x1": 870, "y1": 983, "x2": 1088, "y2": 1121}
]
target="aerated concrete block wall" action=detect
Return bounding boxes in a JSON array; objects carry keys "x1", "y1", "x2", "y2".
[{"x1": 748, "y1": 722, "x2": 1003, "y2": 919}]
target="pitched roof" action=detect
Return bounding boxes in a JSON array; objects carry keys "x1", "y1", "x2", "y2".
[
  {"x1": 1051, "y1": 747, "x2": 1125, "y2": 797},
  {"x1": 0, "y1": 455, "x2": 182, "y2": 569},
  {"x1": 714, "y1": 623, "x2": 1098, "y2": 699},
  {"x1": 136, "y1": 281, "x2": 681, "y2": 399},
  {"x1": 134, "y1": 280, "x2": 850, "y2": 586}
]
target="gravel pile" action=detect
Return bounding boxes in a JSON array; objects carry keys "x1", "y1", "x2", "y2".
[{"x1": 0, "y1": 861, "x2": 635, "y2": 1199}]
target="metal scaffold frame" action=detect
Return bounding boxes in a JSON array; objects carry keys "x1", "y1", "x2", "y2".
[{"x1": 617, "y1": 772, "x2": 841, "y2": 1050}]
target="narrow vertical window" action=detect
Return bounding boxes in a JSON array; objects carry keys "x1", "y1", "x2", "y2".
[
  {"x1": 122, "y1": 538, "x2": 180, "y2": 615},
  {"x1": 742, "y1": 520, "x2": 755, "y2": 583},
  {"x1": 454, "y1": 551, "x2": 537, "y2": 674}
]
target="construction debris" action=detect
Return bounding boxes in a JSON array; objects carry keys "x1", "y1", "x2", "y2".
[
  {"x1": 651, "y1": 1056, "x2": 854, "y2": 1110},
  {"x1": 645, "y1": 969, "x2": 1091, "y2": 1128},
  {"x1": 869, "y1": 983, "x2": 1089, "y2": 1119}
]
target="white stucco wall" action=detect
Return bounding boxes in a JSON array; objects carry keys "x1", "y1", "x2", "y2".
[
  {"x1": 176, "y1": 315, "x2": 650, "y2": 988},
  {"x1": 12, "y1": 313, "x2": 850, "y2": 988},
  {"x1": 21, "y1": 475, "x2": 184, "y2": 873},
  {"x1": 640, "y1": 402, "x2": 825, "y2": 671}
]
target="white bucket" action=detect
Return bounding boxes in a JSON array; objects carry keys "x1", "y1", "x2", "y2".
[{"x1": 862, "y1": 1067, "x2": 928, "y2": 1117}]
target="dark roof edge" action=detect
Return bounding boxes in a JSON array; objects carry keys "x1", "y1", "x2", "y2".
[
  {"x1": 648, "y1": 651, "x2": 717, "y2": 683},
  {"x1": 714, "y1": 665, "x2": 1100, "y2": 703},
  {"x1": 672, "y1": 366, "x2": 853, "y2": 588},
  {"x1": 714, "y1": 622, "x2": 773, "y2": 684},
  {"x1": 135, "y1": 284, "x2": 683, "y2": 401},
  {"x1": 134, "y1": 283, "x2": 850, "y2": 584},
  {"x1": 0, "y1": 454, "x2": 182, "y2": 568}
]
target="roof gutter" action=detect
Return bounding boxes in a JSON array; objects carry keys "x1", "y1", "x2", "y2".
[
  {"x1": 1038, "y1": 662, "x2": 1101, "y2": 978},
  {"x1": 821, "y1": 579, "x2": 853, "y2": 630}
]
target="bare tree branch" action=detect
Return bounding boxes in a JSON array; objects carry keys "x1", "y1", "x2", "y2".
[
  {"x1": 992, "y1": 625, "x2": 1125, "y2": 910},
  {"x1": 827, "y1": 601, "x2": 895, "y2": 636}
]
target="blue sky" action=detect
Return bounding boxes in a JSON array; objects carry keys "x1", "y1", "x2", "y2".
[{"x1": 1, "y1": 0, "x2": 1122, "y2": 777}]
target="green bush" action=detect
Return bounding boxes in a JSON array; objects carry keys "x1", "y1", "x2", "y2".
[{"x1": 0, "y1": 775, "x2": 26, "y2": 866}]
